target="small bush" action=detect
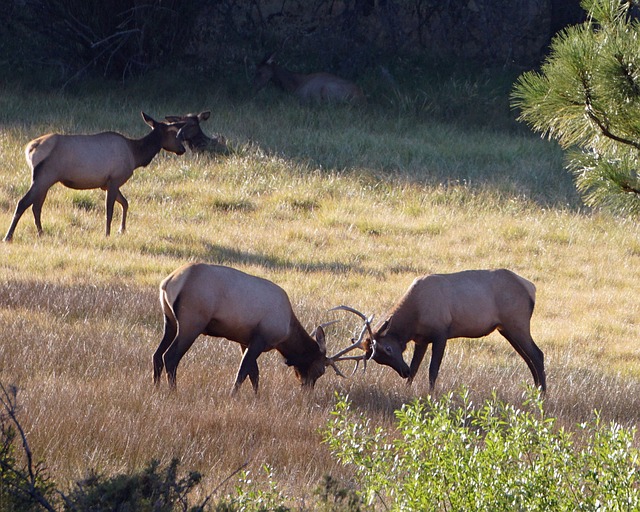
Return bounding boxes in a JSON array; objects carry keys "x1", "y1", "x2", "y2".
[
  {"x1": 314, "y1": 475, "x2": 363, "y2": 512},
  {"x1": 225, "y1": 465, "x2": 290, "y2": 512},
  {"x1": 0, "y1": 384, "x2": 57, "y2": 512},
  {"x1": 65, "y1": 458, "x2": 207, "y2": 512},
  {"x1": 324, "y1": 389, "x2": 640, "y2": 511}
]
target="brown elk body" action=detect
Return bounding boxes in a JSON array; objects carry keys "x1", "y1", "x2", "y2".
[
  {"x1": 153, "y1": 263, "x2": 343, "y2": 392},
  {"x1": 339, "y1": 269, "x2": 546, "y2": 392},
  {"x1": 3, "y1": 112, "x2": 186, "y2": 242},
  {"x1": 164, "y1": 111, "x2": 229, "y2": 154},
  {"x1": 252, "y1": 53, "x2": 364, "y2": 103}
]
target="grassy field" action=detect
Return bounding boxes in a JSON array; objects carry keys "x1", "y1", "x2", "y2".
[{"x1": 0, "y1": 69, "x2": 639, "y2": 507}]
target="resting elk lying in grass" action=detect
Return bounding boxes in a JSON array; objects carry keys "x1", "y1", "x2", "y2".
[
  {"x1": 252, "y1": 53, "x2": 365, "y2": 103},
  {"x1": 153, "y1": 263, "x2": 353, "y2": 392},
  {"x1": 3, "y1": 112, "x2": 186, "y2": 242},
  {"x1": 335, "y1": 269, "x2": 546, "y2": 393},
  {"x1": 164, "y1": 111, "x2": 229, "y2": 155}
]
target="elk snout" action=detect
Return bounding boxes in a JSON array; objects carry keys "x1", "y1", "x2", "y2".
[
  {"x1": 294, "y1": 361, "x2": 326, "y2": 388},
  {"x1": 372, "y1": 340, "x2": 411, "y2": 378}
]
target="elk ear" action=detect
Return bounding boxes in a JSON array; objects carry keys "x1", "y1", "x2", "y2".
[
  {"x1": 141, "y1": 112, "x2": 156, "y2": 128},
  {"x1": 378, "y1": 318, "x2": 391, "y2": 335},
  {"x1": 313, "y1": 325, "x2": 327, "y2": 355},
  {"x1": 198, "y1": 111, "x2": 211, "y2": 121}
]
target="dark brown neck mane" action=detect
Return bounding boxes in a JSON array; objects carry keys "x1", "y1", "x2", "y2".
[
  {"x1": 278, "y1": 317, "x2": 321, "y2": 367},
  {"x1": 270, "y1": 64, "x2": 306, "y2": 93}
]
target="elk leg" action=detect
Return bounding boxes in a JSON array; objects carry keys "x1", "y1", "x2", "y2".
[
  {"x1": 499, "y1": 328, "x2": 546, "y2": 393},
  {"x1": 4, "y1": 185, "x2": 46, "y2": 241},
  {"x1": 115, "y1": 190, "x2": 128, "y2": 234},
  {"x1": 233, "y1": 338, "x2": 266, "y2": 394},
  {"x1": 428, "y1": 336, "x2": 447, "y2": 390},
  {"x1": 240, "y1": 346, "x2": 260, "y2": 392},
  {"x1": 153, "y1": 313, "x2": 177, "y2": 385},
  {"x1": 407, "y1": 342, "x2": 428, "y2": 385},
  {"x1": 162, "y1": 312, "x2": 207, "y2": 390},
  {"x1": 163, "y1": 332, "x2": 201, "y2": 390},
  {"x1": 105, "y1": 183, "x2": 119, "y2": 237},
  {"x1": 31, "y1": 188, "x2": 50, "y2": 236}
]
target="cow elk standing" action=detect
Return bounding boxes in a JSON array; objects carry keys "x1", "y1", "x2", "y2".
[
  {"x1": 3, "y1": 112, "x2": 186, "y2": 241},
  {"x1": 164, "y1": 111, "x2": 229, "y2": 154},
  {"x1": 252, "y1": 53, "x2": 364, "y2": 103},
  {"x1": 153, "y1": 263, "x2": 349, "y2": 392},
  {"x1": 335, "y1": 269, "x2": 546, "y2": 393}
]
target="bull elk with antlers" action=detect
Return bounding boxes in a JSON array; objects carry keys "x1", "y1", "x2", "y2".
[
  {"x1": 334, "y1": 269, "x2": 546, "y2": 393},
  {"x1": 153, "y1": 263, "x2": 353, "y2": 392}
]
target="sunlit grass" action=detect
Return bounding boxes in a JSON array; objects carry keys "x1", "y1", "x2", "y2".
[{"x1": 0, "y1": 76, "x2": 639, "y2": 506}]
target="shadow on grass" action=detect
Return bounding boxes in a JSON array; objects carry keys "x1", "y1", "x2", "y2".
[
  {"x1": 201, "y1": 241, "x2": 370, "y2": 274},
  {"x1": 138, "y1": 238, "x2": 371, "y2": 276}
]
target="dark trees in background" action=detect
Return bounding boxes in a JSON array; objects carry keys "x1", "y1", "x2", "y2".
[
  {"x1": 1, "y1": 0, "x2": 199, "y2": 86},
  {"x1": 1, "y1": 0, "x2": 584, "y2": 87}
]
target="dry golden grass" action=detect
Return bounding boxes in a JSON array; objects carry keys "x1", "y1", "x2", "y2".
[{"x1": 0, "y1": 80, "x2": 639, "y2": 506}]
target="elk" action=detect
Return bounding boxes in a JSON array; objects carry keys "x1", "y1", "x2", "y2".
[
  {"x1": 164, "y1": 111, "x2": 229, "y2": 154},
  {"x1": 334, "y1": 269, "x2": 546, "y2": 393},
  {"x1": 153, "y1": 263, "x2": 350, "y2": 392},
  {"x1": 252, "y1": 53, "x2": 365, "y2": 103},
  {"x1": 3, "y1": 112, "x2": 186, "y2": 242}
]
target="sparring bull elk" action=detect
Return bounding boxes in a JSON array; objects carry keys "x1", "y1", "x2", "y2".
[
  {"x1": 4, "y1": 112, "x2": 186, "y2": 241},
  {"x1": 153, "y1": 263, "x2": 356, "y2": 392},
  {"x1": 334, "y1": 269, "x2": 546, "y2": 393},
  {"x1": 252, "y1": 53, "x2": 364, "y2": 103}
]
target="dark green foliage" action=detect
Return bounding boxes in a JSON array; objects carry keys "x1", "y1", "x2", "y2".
[
  {"x1": 2, "y1": 0, "x2": 199, "y2": 87},
  {"x1": 512, "y1": 0, "x2": 640, "y2": 215},
  {"x1": 0, "y1": 384, "x2": 57, "y2": 512},
  {"x1": 314, "y1": 475, "x2": 363, "y2": 512},
  {"x1": 65, "y1": 459, "x2": 207, "y2": 512}
]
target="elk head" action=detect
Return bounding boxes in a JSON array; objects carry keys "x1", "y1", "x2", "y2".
[
  {"x1": 169, "y1": 112, "x2": 209, "y2": 144},
  {"x1": 282, "y1": 324, "x2": 329, "y2": 387},
  {"x1": 330, "y1": 305, "x2": 413, "y2": 378},
  {"x1": 252, "y1": 53, "x2": 277, "y2": 92},
  {"x1": 365, "y1": 317, "x2": 411, "y2": 378}
]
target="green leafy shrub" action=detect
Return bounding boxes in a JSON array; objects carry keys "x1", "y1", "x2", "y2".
[
  {"x1": 324, "y1": 389, "x2": 640, "y2": 511},
  {"x1": 222, "y1": 465, "x2": 290, "y2": 512}
]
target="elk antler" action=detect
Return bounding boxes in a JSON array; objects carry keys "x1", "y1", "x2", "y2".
[
  {"x1": 315, "y1": 319, "x2": 353, "y2": 378},
  {"x1": 326, "y1": 359, "x2": 348, "y2": 378},
  {"x1": 327, "y1": 305, "x2": 375, "y2": 375}
]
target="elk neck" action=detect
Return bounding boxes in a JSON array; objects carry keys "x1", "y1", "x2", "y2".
[
  {"x1": 270, "y1": 64, "x2": 306, "y2": 94},
  {"x1": 130, "y1": 129, "x2": 163, "y2": 168},
  {"x1": 186, "y1": 132, "x2": 211, "y2": 151},
  {"x1": 278, "y1": 317, "x2": 322, "y2": 361}
]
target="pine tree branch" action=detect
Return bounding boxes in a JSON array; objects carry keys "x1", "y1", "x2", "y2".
[
  {"x1": 584, "y1": 102, "x2": 640, "y2": 151},
  {"x1": 620, "y1": 181, "x2": 640, "y2": 196}
]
